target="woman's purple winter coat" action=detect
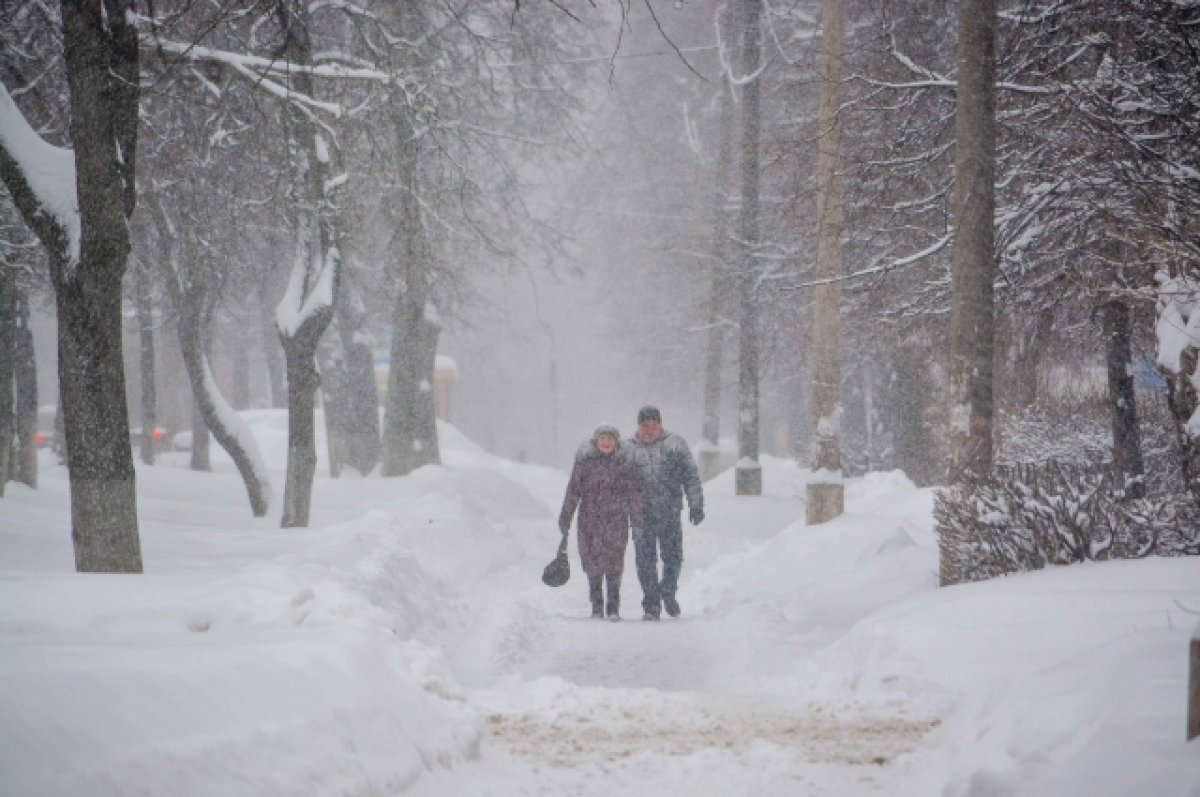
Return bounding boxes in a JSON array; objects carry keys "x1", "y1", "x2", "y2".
[{"x1": 558, "y1": 440, "x2": 643, "y2": 576}]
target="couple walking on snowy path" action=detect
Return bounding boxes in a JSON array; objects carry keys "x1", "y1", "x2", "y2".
[{"x1": 558, "y1": 405, "x2": 705, "y2": 622}]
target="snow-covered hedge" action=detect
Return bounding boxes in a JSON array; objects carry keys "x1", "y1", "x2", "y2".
[{"x1": 936, "y1": 461, "x2": 1200, "y2": 585}]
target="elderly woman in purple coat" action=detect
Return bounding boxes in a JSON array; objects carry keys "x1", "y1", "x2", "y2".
[{"x1": 558, "y1": 425, "x2": 644, "y2": 620}]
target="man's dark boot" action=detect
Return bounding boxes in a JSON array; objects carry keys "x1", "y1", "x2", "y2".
[{"x1": 663, "y1": 595, "x2": 680, "y2": 618}]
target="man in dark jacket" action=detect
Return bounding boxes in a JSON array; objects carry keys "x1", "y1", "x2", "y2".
[{"x1": 626, "y1": 405, "x2": 704, "y2": 620}]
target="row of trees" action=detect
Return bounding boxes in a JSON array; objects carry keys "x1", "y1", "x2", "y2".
[
  {"x1": 589, "y1": 1, "x2": 1197, "y2": 543},
  {"x1": 1, "y1": 1, "x2": 594, "y2": 571},
  {"x1": 2, "y1": 1, "x2": 1197, "y2": 573}
]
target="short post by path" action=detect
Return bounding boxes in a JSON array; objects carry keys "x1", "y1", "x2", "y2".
[{"x1": 1190, "y1": 619, "x2": 1200, "y2": 742}]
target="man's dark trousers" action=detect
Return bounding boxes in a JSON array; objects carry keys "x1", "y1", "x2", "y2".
[{"x1": 634, "y1": 509, "x2": 683, "y2": 616}]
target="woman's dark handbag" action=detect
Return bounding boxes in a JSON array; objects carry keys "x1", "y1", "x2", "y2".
[{"x1": 541, "y1": 532, "x2": 570, "y2": 587}]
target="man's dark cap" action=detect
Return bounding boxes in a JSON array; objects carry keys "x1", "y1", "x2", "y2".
[{"x1": 637, "y1": 405, "x2": 662, "y2": 424}]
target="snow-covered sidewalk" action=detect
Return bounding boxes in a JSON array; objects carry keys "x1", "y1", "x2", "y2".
[{"x1": 1, "y1": 416, "x2": 1197, "y2": 796}]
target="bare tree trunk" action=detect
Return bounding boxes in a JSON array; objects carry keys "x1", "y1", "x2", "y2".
[
  {"x1": 232, "y1": 335, "x2": 251, "y2": 410},
  {"x1": 260, "y1": 283, "x2": 287, "y2": 408},
  {"x1": 60, "y1": 0, "x2": 142, "y2": 572},
  {"x1": 382, "y1": 96, "x2": 441, "y2": 477},
  {"x1": 807, "y1": 0, "x2": 847, "y2": 524},
  {"x1": 1102, "y1": 299, "x2": 1145, "y2": 498},
  {"x1": 281, "y1": 333, "x2": 321, "y2": 525},
  {"x1": 0, "y1": 270, "x2": 13, "y2": 496},
  {"x1": 947, "y1": 0, "x2": 998, "y2": 483},
  {"x1": 700, "y1": 81, "x2": 734, "y2": 483},
  {"x1": 188, "y1": 292, "x2": 213, "y2": 472},
  {"x1": 321, "y1": 276, "x2": 380, "y2": 477},
  {"x1": 135, "y1": 264, "x2": 157, "y2": 465},
  {"x1": 735, "y1": 0, "x2": 763, "y2": 497},
  {"x1": 382, "y1": 279, "x2": 441, "y2": 476},
  {"x1": 12, "y1": 296, "x2": 36, "y2": 487},
  {"x1": 1005, "y1": 311, "x2": 1053, "y2": 410},
  {"x1": 150, "y1": 198, "x2": 269, "y2": 516},
  {"x1": 1161, "y1": 346, "x2": 1200, "y2": 506},
  {"x1": 277, "y1": 0, "x2": 341, "y2": 526}
]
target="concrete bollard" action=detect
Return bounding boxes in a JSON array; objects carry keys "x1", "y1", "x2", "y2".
[{"x1": 1190, "y1": 619, "x2": 1200, "y2": 742}]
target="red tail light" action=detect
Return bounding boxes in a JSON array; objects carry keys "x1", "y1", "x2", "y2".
[
  {"x1": 152, "y1": 428, "x2": 165, "y2": 441},
  {"x1": 36, "y1": 432, "x2": 46, "y2": 446}
]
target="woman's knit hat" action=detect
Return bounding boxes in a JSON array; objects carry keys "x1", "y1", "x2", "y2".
[{"x1": 593, "y1": 425, "x2": 620, "y2": 442}]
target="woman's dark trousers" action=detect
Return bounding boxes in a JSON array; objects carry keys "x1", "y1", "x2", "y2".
[{"x1": 587, "y1": 572, "x2": 622, "y2": 617}]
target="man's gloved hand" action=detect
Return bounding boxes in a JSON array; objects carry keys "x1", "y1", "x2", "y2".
[
  {"x1": 689, "y1": 507, "x2": 705, "y2": 526},
  {"x1": 559, "y1": 523, "x2": 569, "y2": 537}
]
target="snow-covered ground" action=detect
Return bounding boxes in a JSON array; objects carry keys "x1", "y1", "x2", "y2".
[{"x1": 1, "y1": 415, "x2": 1197, "y2": 796}]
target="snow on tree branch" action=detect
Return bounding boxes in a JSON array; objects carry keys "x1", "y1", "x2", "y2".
[
  {"x1": 1156, "y1": 272, "x2": 1200, "y2": 434},
  {"x1": 0, "y1": 81, "x2": 80, "y2": 266}
]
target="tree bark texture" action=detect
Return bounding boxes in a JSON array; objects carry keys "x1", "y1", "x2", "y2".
[
  {"x1": 188, "y1": 285, "x2": 213, "y2": 473},
  {"x1": 152, "y1": 201, "x2": 269, "y2": 517},
  {"x1": 260, "y1": 284, "x2": 287, "y2": 408},
  {"x1": 281, "y1": 337, "x2": 321, "y2": 526},
  {"x1": 1008, "y1": 311, "x2": 1054, "y2": 410},
  {"x1": 60, "y1": 0, "x2": 142, "y2": 572},
  {"x1": 382, "y1": 282, "x2": 441, "y2": 477},
  {"x1": 735, "y1": 0, "x2": 762, "y2": 497},
  {"x1": 0, "y1": 271, "x2": 13, "y2": 496},
  {"x1": 135, "y1": 266, "x2": 156, "y2": 465},
  {"x1": 947, "y1": 0, "x2": 998, "y2": 481},
  {"x1": 277, "y1": 0, "x2": 340, "y2": 526},
  {"x1": 807, "y1": 0, "x2": 847, "y2": 525},
  {"x1": 321, "y1": 277, "x2": 380, "y2": 477},
  {"x1": 1161, "y1": 346, "x2": 1200, "y2": 507},
  {"x1": 700, "y1": 81, "x2": 733, "y2": 483},
  {"x1": 382, "y1": 102, "x2": 440, "y2": 478},
  {"x1": 1102, "y1": 300, "x2": 1145, "y2": 499},
  {"x1": 12, "y1": 288, "x2": 37, "y2": 487},
  {"x1": 1, "y1": 6, "x2": 142, "y2": 567}
]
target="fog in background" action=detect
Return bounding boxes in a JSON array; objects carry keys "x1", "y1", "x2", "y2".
[{"x1": 16, "y1": 2, "x2": 767, "y2": 471}]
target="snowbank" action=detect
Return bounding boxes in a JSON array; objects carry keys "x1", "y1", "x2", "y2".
[{"x1": 2, "y1": 416, "x2": 1197, "y2": 796}]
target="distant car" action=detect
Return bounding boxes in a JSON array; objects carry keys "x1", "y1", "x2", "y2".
[
  {"x1": 130, "y1": 426, "x2": 169, "y2": 452},
  {"x1": 36, "y1": 405, "x2": 57, "y2": 449}
]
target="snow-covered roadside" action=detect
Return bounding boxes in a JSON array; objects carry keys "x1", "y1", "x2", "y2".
[{"x1": 2, "y1": 415, "x2": 1197, "y2": 796}]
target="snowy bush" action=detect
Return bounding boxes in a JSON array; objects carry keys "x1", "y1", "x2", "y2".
[{"x1": 936, "y1": 461, "x2": 1200, "y2": 586}]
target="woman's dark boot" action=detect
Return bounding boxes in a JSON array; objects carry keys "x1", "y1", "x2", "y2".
[
  {"x1": 588, "y1": 574, "x2": 604, "y2": 618},
  {"x1": 605, "y1": 572, "x2": 622, "y2": 620}
]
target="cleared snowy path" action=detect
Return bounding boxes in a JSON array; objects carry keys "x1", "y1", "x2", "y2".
[{"x1": 419, "y1": 460, "x2": 941, "y2": 796}]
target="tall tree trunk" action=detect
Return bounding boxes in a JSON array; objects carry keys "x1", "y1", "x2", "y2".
[
  {"x1": 232, "y1": 336, "x2": 251, "y2": 411},
  {"x1": 382, "y1": 276, "x2": 441, "y2": 476},
  {"x1": 12, "y1": 288, "x2": 37, "y2": 487},
  {"x1": 5, "y1": 11, "x2": 140, "y2": 564},
  {"x1": 0, "y1": 269, "x2": 13, "y2": 496},
  {"x1": 700, "y1": 80, "x2": 734, "y2": 483},
  {"x1": 188, "y1": 292, "x2": 213, "y2": 472},
  {"x1": 152, "y1": 200, "x2": 270, "y2": 516},
  {"x1": 382, "y1": 97, "x2": 440, "y2": 477},
  {"x1": 276, "y1": 0, "x2": 341, "y2": 526},
  {"x1": 58, "y1": 0, "x2": 143, "y2": 572},
  {"x1": 260, "y1": 283, "x2": 287, "y2": 408},
  {"x1": 321, "y1": 276, "x2": 380, "y2": 477},
  {"x1": 1162, "y1": 347, "x2": 1200, "y2": 506},
  {"x1": 947, "y1": 0, "x2": 998, "y2": 482},
  {"x1": 1157, "y1": 274, "x2": 1200, "y2": 506},
  {"x1": 807, "y1": 0, "x2": 847, "y2": 524},
  {"x1": 1102, "y1": 299, "x2": 1145, "y2": 498},
  {"x1": 1009, "y1": 311, "x2": 1053, "y2": 410},
  {"x1": 735, "y1": 0, "x2": 763, "y2": 496},
  {"x1": 135, "y1": 264, "x2": 156, "y2": 465}
]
